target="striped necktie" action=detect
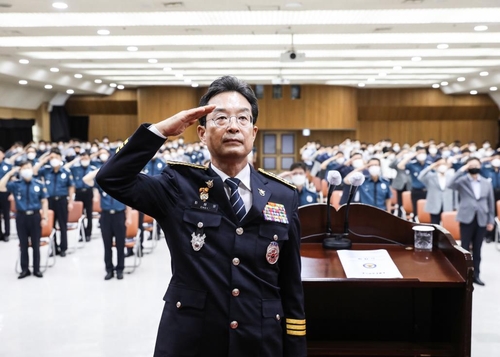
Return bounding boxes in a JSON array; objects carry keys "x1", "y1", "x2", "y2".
[{"x1": 225, "y1": 178, "x2": 246, "y2": 221}]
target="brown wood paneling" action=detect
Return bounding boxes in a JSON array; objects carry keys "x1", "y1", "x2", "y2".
[
  {"x1": 358, "y1": 106, "x2": 499, "y2": 121},
  {"x1": 257, "y1": 85, "x2": 358, "y2": 130},
  {"x1": 66, "y1": 89, "x2": 138, "y2": 116},
  {"x1": 296, "y1": 130, "x2": 357, "y2": 149},
  {"x1": 0, "y1": 106, "x2": 36, "y2": 119},
  {"x1": 88, "y1": 115, "x2": 138, "y2": 142}
]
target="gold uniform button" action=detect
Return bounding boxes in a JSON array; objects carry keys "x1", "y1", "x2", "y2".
[
  {"x1": 176, "y1": 301, "x2": 181, "y2": 309},
  {"x1": 230, "y1": 321, "x2": 239, "y2": 329},
  {"x1": 276, "y1": 314, "x2": 281, "y2": 321},
  {"x1": 232, "y1": 288, "x2": 240, "y2": 297},
  {"x1": 236, "y1": 227, "x2": 244, "y2": 235},
  {"x1": 232, "y1": 257, "x2": 240, "y2": 266},
  {"x1": 273, "y1": 234, "x2": 278, "y2": 241}
]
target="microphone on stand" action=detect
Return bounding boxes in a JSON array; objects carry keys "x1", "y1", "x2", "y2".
[
  {"x1": 325, "y1": 170, "x2": 342, "y2": 236},
  {"x1": 323, "y1": 171, "x2": 365, "y2": 250}
]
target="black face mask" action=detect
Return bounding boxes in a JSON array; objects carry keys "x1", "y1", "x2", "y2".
[{"x1": 468, "y1": 168, "x2": 480, "y2": 175}]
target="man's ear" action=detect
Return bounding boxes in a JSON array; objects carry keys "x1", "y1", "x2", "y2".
[{"x1": 197, "y1": 125, "x2": 206, "y2": 144}]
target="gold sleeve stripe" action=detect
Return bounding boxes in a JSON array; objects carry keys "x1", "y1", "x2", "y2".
[
  {"x1": 286, "y1": 324, "x2": 306, "y2": 330},
  {"x1": 287, "y1": 329, "x2": 306, "y2": 336},
  {"x1": 286, "y1": 318, "x2": 306, "y2": 324}
]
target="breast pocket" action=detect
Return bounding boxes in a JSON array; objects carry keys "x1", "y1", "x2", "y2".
[
  {"x1": 156, "y1": 285, "x2": 207, "y2": 356},
  {"x1": 182, "y1": 209, "x2": 222, "y2": 257}
]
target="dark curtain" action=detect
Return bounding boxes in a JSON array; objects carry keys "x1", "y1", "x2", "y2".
[
  {"x1": 68, "y1": 115, "x2": 89, "y2": 141},
  {"x1": 50, "y1": 106, "x2": 71, "y2": 142},
  {"x1": 0, "y1": 118, "x2": 35, "y2": 149}
]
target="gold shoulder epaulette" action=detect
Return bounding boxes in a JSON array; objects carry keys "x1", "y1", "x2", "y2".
[
  {"x1": 166, "y1": 160, "x2": 207, "y2": 170},
  {"x1": 258, "y1": 168, "x2": 296, "y2": 189}
]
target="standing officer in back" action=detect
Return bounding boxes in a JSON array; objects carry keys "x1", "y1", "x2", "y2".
[
  {"x1": 34, "y1": 149, "x2": 75, "y2": 257},
  {"x1": 96, "y1": 76, "x2": 306, "y2": 357},
  {"x1": 0, "y1": 161, "x2": 49, "y2": 278}
]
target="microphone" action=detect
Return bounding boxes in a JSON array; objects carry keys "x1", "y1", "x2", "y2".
[
  {"x1": 325, "y1": 170, "x2": 342, "y2": 236},
  {"x1": 323, "y1": 171, "x2": 365, "y2": 250}
]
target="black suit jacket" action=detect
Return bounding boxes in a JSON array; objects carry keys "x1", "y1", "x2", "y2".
[{"x1": 96, "y1": 124, "x2": 307, "y2": 357}]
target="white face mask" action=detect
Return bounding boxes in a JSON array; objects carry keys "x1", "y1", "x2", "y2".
[
  {"x1": 452, "y1": 147, "x2": 460, "y2": 153},
  {"x1": 99, "y1": 154, "x2": 109, "y2": 162},
  {"x1": 428, "y1": 147, "x2": 438, "y2": 155},
  {"x1": 336, "y1": 157, "x2": 345, "y2": 165},
  {"x1": 441, "y1": 150, "x2": 451, "y2": 158},
  {"x1": 368, "y1": 165, "x2": 381, "y2": 177},
  {"x1": 469, "y1": 146, "x2": 477, "y2": 152},
  {"x1": 80, "y1": 159, "x2": 90, "y2": 167},
  {"x1": 291, "y1": 174, "x2": 306, "y2": 186},
  {"x1": 27, "y1": 152, "x2": 36, "y2": 160},
  {"x1": 50, "y1": 158, "x2": 61, "y2": 168},
  {"x1": 20, "y1": 168, "x2": 33, "y2": 180},
  {"x1": 177, "y1": 149, "x2": 185, "y2": 156},
  {"x1": 437, "y1": 165, "x2": 448, "y2": 174},
  {"x1": 39, "y1": 145, "x2": 46, "y2": 151},
  {"x1": 90, "y1": 147, "x2": 98, "y2": 153},
  {"x1": 178, "y1": 139, "x2": 184, "y2": 145},
  {"x1": 491, "y1": 158, "x2": 500, "y2": 168},
  {"x1": 416, "y1": 153, "x2": 427, "y2": 162},
  {"x1": 392, "y1": 145, "x2": 400, "y2": 152},
  {"x1": 16, "y1": 147, "x2": 23, "y2": 153},
  {"x1": 483, "y1": 143, "x2": 490, "y2": 149},
  {"x1": 352, "y1": 159, "x2": 364, "y2": 169}
]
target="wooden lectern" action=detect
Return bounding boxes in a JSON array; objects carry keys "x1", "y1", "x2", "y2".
[{"x1": 299, "y1": 203, "x2": 473, "y2": 357}]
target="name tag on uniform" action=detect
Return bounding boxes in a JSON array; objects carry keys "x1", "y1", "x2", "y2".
[
  {"x1": 191, "y1": 200, "x2": 218, "y2": 213},
  {"x1": 263, "y1": 202, "x2": 289, "y2": 224}
]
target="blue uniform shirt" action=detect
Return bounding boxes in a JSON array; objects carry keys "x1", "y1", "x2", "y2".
[
  {"x1": 38, "y1": 166, "x2": 75, "y2": 197},
  {"x1": 298, "y1": 187, "x2": 318, "y2": 207},
  {"x1": 481, "y1": 163, "x2": 500, "y2": 189},
  {"x1": 358, "y1": 176, "x2": 392, "y2": 210},
  {"x1": 0, "y1": 161, "x2": 12, "y2": 179},
  {"x1": 98, "y1": 186, "x2": 126, "y2": 211},
  {"x1": 145, "y1": 158, "x2": 166, "y2": 176},
  {"x1": 405, "y1": 159, "x2": 431, "y2": 189},
  {"x1": 70, "y1": 164, "x2": 97, "y2": 189},
  {"x1": 7, "y1": 178, "x2": 49, "y2": 211}
]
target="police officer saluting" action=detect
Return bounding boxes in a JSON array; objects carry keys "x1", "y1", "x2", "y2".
[
  {"x1": 33, "y1": 149, "x2": 75, "y2": 257},
  {"x1": 64, "y1": 152, "x2": 96, "y2": 241},
  {"x1": 0, "y1": 161, "x2": 49, "y2": 278}
]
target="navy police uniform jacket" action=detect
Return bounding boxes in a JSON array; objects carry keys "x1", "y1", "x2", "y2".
[
  {"x1": 38, "y1": 166, "x2": 75, "y2": 197},
  {"x1": 7, "y1": 178, "x2": 48, "y2": 211},
  {"x1": 96, "y1": 124, "x2": 307, "y2": 357}
]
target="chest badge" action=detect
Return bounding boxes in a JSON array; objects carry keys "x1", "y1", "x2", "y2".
[
  {"x1": 191, "y1": 232, "x2": 206, "y2": 251},
  {"x1": 34, "y1": 186, "x2": 40, "y2": 192},
  {"x1": 266, "y1": 242, "x2": 280, "y2": 264},
  {"x1": 205, "y1": 180, "x2": 213, "y2": 188},
  {"x1": 263, "y1": 202, "x2": 289, "y2": 224},
  {"x1": 258, "y1": 188, "x2": 265, "y2": 196},
  {"x1": 199, "y1": 187, "x2": 209, "y2": 201},
  {"x1": 61, "y1": 173, "x2": 67, "y2": 179}
]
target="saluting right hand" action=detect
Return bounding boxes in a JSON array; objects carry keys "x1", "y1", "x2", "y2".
[{"x1": 154, "y1": 105, "x2": 216, "y2": 138}]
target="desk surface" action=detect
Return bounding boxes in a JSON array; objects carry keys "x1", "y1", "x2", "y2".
[{"x1": 301, "y1": 243, "x2": 465, "y2": 287}]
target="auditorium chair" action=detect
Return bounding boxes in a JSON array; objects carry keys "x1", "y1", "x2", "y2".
[
  {"x1": 65, "y1": 201, "x2": 86, "y2": 252},
  {"x1": 416, "y1": 199, "x2": 431, "y2": 224},
  {"x1": 401, "y1": 191, "x2": 414, "y2": 221},
  {"x1": 120, "y1": 209, "x2": 142, "y2": 274},
  {"x1": 141, "y1": 213, "x2": 158, "y2": 254},
  {"x1": 440, "y1": 211, "x2": 460, "y2": 241},
  {"x1": 321, "y1": 179, "x2": 329, "y2": 203},
  {"x1": 389, "y1": 187, "x2": 399, "y2": 216}
]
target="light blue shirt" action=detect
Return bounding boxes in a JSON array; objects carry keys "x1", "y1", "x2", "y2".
[{"x1": 468, "y1": 175, "x2": 481, "y2": 200}]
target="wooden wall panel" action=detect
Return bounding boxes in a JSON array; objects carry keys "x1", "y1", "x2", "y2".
[
  {"x1": 257, "y1": 85, "x2": 358, "y2": 130},
  {"x1": 358, "y1": 119, "x2": 497, "y2": 145},
  {"x1": 295, "y1": 130, "x2": 357, "y2": 149},
  {"x1": 66, "y1": 89, "x2": 138, "y2": 116},
  {"x1": 0, "y1": 106, "x2": 36, "y2": 119},
  {"x1": 358, "y1": 106, "x2": 499, "y2": 121},
  {"x1": 88, "y1": 115, "x2": 138, "y2": 142}
]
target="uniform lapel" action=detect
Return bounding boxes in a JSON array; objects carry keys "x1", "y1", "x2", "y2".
[
  {"x1": 241, "y1": 168, "x2": 270, "y2": 224},
  {"x1": 203, "y1": 167, "x2": 234, "y2": 219}
]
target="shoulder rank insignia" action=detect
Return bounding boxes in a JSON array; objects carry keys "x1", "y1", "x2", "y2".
[
  {"x1": 258, "y1": 168, "x2": 296, "y2": 189},
  {"x1": 165, "y1": 161, "x2": 207, "y2": 170}
]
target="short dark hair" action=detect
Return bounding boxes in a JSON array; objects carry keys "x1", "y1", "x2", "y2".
[
  {"x1": 198, "y1": 76, "x2": 259, "y2": 126},
  {"x1": 368, "y1": 157, "x2": 381, "y2": 165},
  {"x1": 289, "y1": 162, "x2": 307, "y2": 171},
  {"x1": 466, "y1": 157, "x2": 481, "y2": 165},
  {"x1": 50, "y1": 148, "x2": 62, "y2": 156}
]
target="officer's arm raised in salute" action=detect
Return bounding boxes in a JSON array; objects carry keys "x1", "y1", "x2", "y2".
[{"x1": 96, "y1": 76, "x2": 307, "y2": 357}]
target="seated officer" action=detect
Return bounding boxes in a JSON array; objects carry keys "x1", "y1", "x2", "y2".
[
  {"x1": 344, "y1": 157, "x2": 392, "y2": 212},
  {"x1": 0, "y1": 161, "x2": 49, "y2": 278},
  {"x1": 279, "y1": 162, "x2": 318, "y2": 206},
  {"x1": 84, "y1": 168, "x2": 131, "y2": 280}
]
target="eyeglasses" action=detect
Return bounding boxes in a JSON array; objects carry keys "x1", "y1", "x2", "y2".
[{"x1": 209, "y1": 115, "x2": 253, "y2": 128}]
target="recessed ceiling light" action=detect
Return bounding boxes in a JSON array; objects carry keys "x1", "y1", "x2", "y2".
[
  {"x1": 490, "y1": 87, "x2": 498, "y2": 91},
  {"x1": 440, "y1": 81, "x2": 448, "y2": 86},
  {"x1": 163, "y1": 67, "x2": 172, "y2": 71},
  {"x1": 97, "y1": 29, "x2": 110, "y2": 36},
  {"x1": 411, "y1": 56, "x2": 422, "y2": 62},
  {"x1": 432, "y1": 84, "x2": 440, "y2": 88},
  {"x1": 117, "y1": 85, "x2": 125, "y2": 90},
  {"x1": 392, "y1": 66, "x2": 402, "y2": 71},
  {"x1": 74, "y1": 73, "x2": 83, "y2": 78},
  {"x1": 183, "y1": 78, "x2": 192, "y2": 83},
  {"x1": 94, "y1": 79, "x2": 102, "y2": 84},
  {"x1": 437, "y1": 44, "x2": 449, "y2": 49},
  {"x1": 109, "y1": 83, "x2": 117, "y2": 87},
  {"x1": 470, "y1": 90, "x2": 478, "y2": 95},
  {"x1": 479, "y1": 71, "x2": 489, "y2": 76},
  {"x1": 378, "y1": 72, "x2": 387, "y2": 77},
  {"x1": 358, "y1": 83, "x2": 365, "y2": 87},
  {"x1": 457, "y1": 77, "x2": 466, "y2": 82},
  {"x1": 191, "y1": 83, "x2": 199, "y2": 88},
  {"x1": 19, "y1": 59, "x2": 29, "y2": 64},
  {"x1": 52, "y1": 2, "x2": 68, "y2": 9},
  {"x1": 284, "y1": 2, "x2": 302, "y2": 7},
  {"x1": 66, "y1": 89, "x2": 74, "y2": 94},
  {"x1": 367, "y1": 78, "x2": 376, "y2": 82},
  {"x1": 50, "y1": 67, "x2": 59, "y2": 72},
  {"x1": 18, "y1": 80, "x2": 28, "y2": 85},
  {"x1": 474, "y1": 25, "x2": 488, "y2": 32},
  {"x1": 127, "y1": 46, "x2": 138, "y2": 52},
  {"x1": 148, "y1": 59, "x2": 158, "y2": 64},
  {"x1": 44, "y1": 84, "x2": 53, "y2": 89},
  {"x1": 175, "y1": 73, "x2": 183, "y2": 78}
]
